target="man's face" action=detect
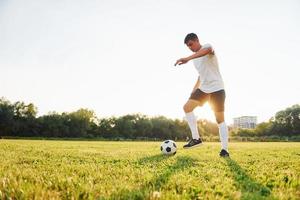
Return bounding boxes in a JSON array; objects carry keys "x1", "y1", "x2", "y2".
[{"x1": 186, "y1": 39, "x2": 201, "y2": 52}]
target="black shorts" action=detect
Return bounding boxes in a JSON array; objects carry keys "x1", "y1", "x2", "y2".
[{"x1": 189, "y1": 89, "x2": 226, "y2": 112}]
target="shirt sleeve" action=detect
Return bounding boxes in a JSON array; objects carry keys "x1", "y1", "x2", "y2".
[{"x1": 202, "y1": 43, "x2": 214, "y2": 54}]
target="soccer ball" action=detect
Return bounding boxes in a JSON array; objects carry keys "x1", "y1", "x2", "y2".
[{"x1": 160, "y1": 140, "x2": 177, "y2": 155}]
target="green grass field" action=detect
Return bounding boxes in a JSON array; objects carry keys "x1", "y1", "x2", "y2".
[{"x1": 0, "y1": 140, "x2": 299, "y2": 200}]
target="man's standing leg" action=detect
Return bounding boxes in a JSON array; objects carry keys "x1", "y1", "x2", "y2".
[{"x1": 215, "y1": 111, "x2": 229, "y2": 156}]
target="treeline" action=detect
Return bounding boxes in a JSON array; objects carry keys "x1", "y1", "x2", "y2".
[
  {"x1": 232, "y1": 104, "x2": 300, "y2": 138},
  {"x1": 0, "y1": 97, "x2": 219, "y2": 140},
  {"x1": 0, "y1": 97, "x2": 299, "y2": 140}
]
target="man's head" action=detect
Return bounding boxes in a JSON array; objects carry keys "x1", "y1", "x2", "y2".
[{"x1": 184, "y1": 33, "x2": 201, "y2": 52}]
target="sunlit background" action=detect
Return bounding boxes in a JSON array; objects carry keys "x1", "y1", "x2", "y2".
[{"x1": 1, "y1": 0, "x2": 299, "y2": 124}]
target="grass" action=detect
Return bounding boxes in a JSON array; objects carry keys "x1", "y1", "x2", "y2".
[{"x1": 0, "y1": 140, "x2": 299, "y2": 200}]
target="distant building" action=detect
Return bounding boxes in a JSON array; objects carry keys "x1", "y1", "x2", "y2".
[{"x1": 233, "y1": 116, "x2": 257, "y2": 129}]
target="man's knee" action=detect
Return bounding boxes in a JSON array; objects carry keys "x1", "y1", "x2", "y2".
[
  {"x1": 216, "y1": 118, "x2": 224, "y2": 124},
  {"x1": 183, "y1": 101, "x2": 197, "y2": 113},
  {"x1": 215, "y1": 112, "x2": 225, "y2": 124},
  {"x1": 183, "y1": 103, "x2": 191, "y2": 113}
]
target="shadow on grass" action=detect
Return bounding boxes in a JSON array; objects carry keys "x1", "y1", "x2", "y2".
[
  {"x1": 225, "y1": 157, "x2": 274, "y2": 200},
  {"x1": 109, "y1": 154, "x2": 197, "y2": 200}
]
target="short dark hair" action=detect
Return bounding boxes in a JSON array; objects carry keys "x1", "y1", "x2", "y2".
[{"x1": 184, "y1": 33, "x2": 198, "y2": 44}]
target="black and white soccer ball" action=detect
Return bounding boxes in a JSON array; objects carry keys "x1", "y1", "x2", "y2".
[{"x1": 160, "y1": 140, "x2": 177, "y2": 155}]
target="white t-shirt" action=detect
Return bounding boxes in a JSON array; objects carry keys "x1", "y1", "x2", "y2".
[{"x1": 192, "y1": 43, "x2": 224, "y2": 93}]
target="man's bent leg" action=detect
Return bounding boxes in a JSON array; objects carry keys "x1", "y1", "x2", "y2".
[
  {"x1": 183, "y1": 100, "x2": 201, "y2": 140},
  {"x1": 183, "y1": 99, "x2": 200, "y2": 113}
]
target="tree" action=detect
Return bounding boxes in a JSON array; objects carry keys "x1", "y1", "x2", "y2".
[
  {"x1": 131, "y1": 114, "x2": 153, "y2": 138},
  {"x1": 272, "y1": 104, "x2": 300, "y2": 135},
  {"x1": 114, "y1": 115, "x2": 137, "y2": 138},
  {"x1": 98, "y1": 117, "x2": 118, "y2": 138},
  {"x1": 0, "y1": 98, "x2": 14, "y2": 136},
  {"x1": 198, "y1": 119, "x2": 219, "y2": 137},
  {"x1": 14, "y1": 101, "x2": 37, "y2": 119},
  {"x1": 150, "y1": 116, "x2": 173, "y2": 139},
  {"x1": 37, "y1": 113, "x2": 70, "y2": 137},
  {"x1": 255, "y1": 121, "x2": 273, "y2": 136},
  {"x1": 12, "y1": 101, "x2": 38, "y2": 136},
  {"x1": 65, "y1": 109, "x2": 97, "y2": 137}
]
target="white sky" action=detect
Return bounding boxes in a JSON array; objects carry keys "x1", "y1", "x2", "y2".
[{"x1": 1, "y1": 0, "x2": 299, "y2": 124}]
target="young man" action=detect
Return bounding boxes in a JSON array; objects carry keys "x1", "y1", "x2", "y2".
[{"x1": 174, "y1": 33, "x2": 229, "y2": 157}]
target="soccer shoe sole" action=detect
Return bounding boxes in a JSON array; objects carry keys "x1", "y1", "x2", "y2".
[
  {"x1": 183, "y1": 143, "x2": 203, "y2": 149},
  {"x1": 220, "y1": 154, "x2": 230, "y2": 157}
]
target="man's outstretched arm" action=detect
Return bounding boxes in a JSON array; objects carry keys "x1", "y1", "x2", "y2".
[{"x1": 174, "y1": 47, "x2": 213, "y2": 66}]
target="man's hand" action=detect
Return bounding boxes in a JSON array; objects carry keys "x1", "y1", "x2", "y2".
[{"x1": 174, "y1": 57, "x2": 189, "y2": 66}]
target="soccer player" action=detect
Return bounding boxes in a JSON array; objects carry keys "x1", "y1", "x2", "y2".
[{"x1": 174, "y1": 33, "x2": 229, "y2": 157}]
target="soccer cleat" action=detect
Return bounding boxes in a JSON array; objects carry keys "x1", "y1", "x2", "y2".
[
  {"x1": 183, "y1": 139, "x2": 202, "y2": 149},
  {"x1": 219, "y1": 149, "x2": 230, "y2": 157}
]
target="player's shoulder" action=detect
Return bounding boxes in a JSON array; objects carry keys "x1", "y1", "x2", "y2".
[
  {"x1": 202, "y1": 43, "x2": 213, "y2": 49},
  {"x1": 201, "y1": 43, "x2": 215, "y2": 55}
]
